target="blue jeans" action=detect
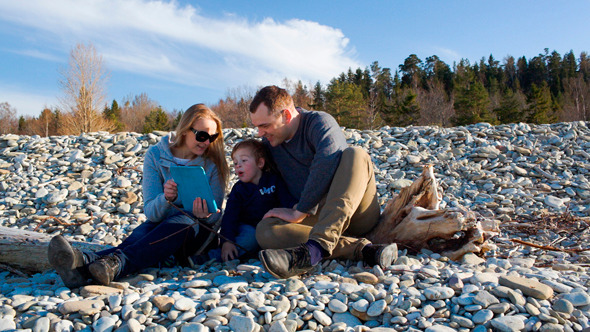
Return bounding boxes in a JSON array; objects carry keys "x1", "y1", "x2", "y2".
[
  {"x1": 208, "y1": 224, "x2": 259, "y2": 261},
  {"x1": 87, "y1": 214, "x2": 199, "y2": 278}
]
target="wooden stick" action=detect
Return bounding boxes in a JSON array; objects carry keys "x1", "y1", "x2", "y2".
[{"x1": 511, "y1": 238, "x2": 590, "y2": 254}]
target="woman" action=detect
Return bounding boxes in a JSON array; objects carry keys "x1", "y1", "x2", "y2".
[{"x1": 48, "y1": 104, "x2": 229, "y2": 287}]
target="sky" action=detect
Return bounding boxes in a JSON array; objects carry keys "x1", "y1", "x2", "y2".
[{"x1": 1, "y1": 0, "x2": 589, "y2": 117}]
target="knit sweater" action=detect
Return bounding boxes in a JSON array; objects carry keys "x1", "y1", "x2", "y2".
[
  {"x1": 142, "y1": 134, "x2": 224, "y2": 224},
  {"x1": 263, "y1": 108, "x2": 348, "y2": 214}
]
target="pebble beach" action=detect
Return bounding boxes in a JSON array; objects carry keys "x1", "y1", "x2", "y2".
[{"x1": 1, "y1": 121, "x2": 589, "y2": 332}]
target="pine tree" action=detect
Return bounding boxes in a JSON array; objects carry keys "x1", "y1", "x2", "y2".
[
  {"x1": 495, "y1": 89, "x2": 527, "y2": 124},
  {"x1": 526, "y1": 82, "x2": 555, "y2": 124},
  {"x1": 325, "y1": 80, "x2": 366, "y2": 129},
  {"x1": 142, "y1": 107, "x2": 170, "y2": 133},
  {"x1": 103, "y1": 99, "x2": 125, "y2": 132}
]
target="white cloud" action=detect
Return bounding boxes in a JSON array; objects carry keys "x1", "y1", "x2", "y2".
[
  {"x1": 0, "y1": 0, "x2": 360, "y2": 90},
  {"x1": 0, "y1": 85, "x2": 58, "y2": 117},
  {"x1": 433, "y1": 47, "x2": 461, "y2": 64}
]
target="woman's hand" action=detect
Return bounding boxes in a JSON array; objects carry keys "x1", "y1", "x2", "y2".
[
  {"x1": 192, "y1": 197, "x2": 220, "y2": 219},
  {"x1": 221, "y1": 242, "x2": 238, "y2": 262},
  {"x1": 164, "y1": 179, "x2": 178, "y2": 202},
  {"x1": 263, "y1": 208, "x2": 308, "y2": 224}
]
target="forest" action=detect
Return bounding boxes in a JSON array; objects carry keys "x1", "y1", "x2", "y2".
[{"x1": 1, "y1": 47, "x2": 589, "y2": 135}]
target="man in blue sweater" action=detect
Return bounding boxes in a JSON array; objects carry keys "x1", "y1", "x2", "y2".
[{"x1": 250, "y1": 85, "x2": 398, "y2": 279}]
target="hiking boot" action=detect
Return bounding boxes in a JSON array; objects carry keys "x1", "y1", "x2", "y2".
[
  {"x1": 88, "y1": 254, "x2": 121, "y2": 285},
  {"x1": 259, "y1": 245, "x2": 313, "y2": 279},
  {"x1": 362, "y1": 243, "x2": 398, "y2": 269},
  {"x1": 47, "y1": 235, "x2": 88, "y2": 288}
]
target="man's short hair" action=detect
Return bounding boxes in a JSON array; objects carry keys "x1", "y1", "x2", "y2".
[{"x1": 249, "y1": 85, "x2": 293, "y2": 116}]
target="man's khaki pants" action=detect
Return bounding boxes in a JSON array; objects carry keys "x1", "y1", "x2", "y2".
[{"x1": 255, "y1": 147, "x2": 380, "y2": 260}]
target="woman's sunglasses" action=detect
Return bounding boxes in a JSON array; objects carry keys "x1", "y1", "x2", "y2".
[{"x1": 190, "y1": 128, "x2": 219, "y2": 143}]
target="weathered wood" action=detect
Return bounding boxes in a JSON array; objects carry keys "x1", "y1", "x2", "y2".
[
  {"x1": 367, "y1": 165, "x2": 498, "y2": 260},
  {"x1": 0, "y1": 226, "x2": 110, "y2": 273}
]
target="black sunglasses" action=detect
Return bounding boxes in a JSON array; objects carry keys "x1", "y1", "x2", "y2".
[{"x1": 190, "y1": 128, "x2": 219, "y2": 143}]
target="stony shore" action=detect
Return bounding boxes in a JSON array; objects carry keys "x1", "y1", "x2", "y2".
[{"x1": 0, "y1": 121, "x2": 589, "y2": 332}]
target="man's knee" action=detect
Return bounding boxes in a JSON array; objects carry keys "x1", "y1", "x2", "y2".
[
  {"x1": 256, "y1": 218, "x2": 277, "y2": 249},
  {"x1": 342, "y1": 146, "x2": 370, "y2": 164}
]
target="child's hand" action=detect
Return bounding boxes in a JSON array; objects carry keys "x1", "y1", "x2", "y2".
[
  {"x1": 263, "y1": 208, "x2": 308, "y2": 224},
  {"x1": 221, "y1": 242, "x2": 238, "y2": 262},
  {"x1": 164, "y1": 179, "x2": 178, "y2": 202},
  {"x1": 192, "y1": 197, "x2": 220, "y2": 219}
]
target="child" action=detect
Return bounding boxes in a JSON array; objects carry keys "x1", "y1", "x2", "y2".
[{"x1": 211, "y1": 139, "x2": 297, "y2": 262}]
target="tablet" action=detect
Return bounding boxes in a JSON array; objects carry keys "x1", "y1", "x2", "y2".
[{"x1": 169, "y1": 166, "x2": 219, "y2": 214}]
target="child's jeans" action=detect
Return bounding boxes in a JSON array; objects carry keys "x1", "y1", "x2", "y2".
[{"x1": 209, "y1": 224, "x2": 259, "y2": 261}]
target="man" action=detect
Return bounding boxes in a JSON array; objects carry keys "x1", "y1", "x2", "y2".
[{"x1": 250, "y1": 85, "x2": 397, "y2": 279}]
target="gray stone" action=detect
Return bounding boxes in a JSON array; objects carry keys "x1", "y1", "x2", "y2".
[
  {"x1": 553, "y1": 299, "x2": 574, "y2": 313},
  {"x1": 559, "y1": 292, "x2": 590, "y2": 307},
  {"x1": 499, "y1": 275, "x2": 554, "y2": 300},
  {"x1": 472, "y1": 309, "x2": 494, "y2": 324},
  {"x1": 490, "y1": 316, "x2": 526, "y2": 332}
]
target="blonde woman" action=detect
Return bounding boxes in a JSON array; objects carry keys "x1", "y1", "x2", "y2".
[{"x1": 48, "y1": 104, "x2": 229, "y2": 287}]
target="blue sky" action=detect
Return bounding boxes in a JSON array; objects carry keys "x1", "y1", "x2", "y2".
[{"x1": 1, "y1": 0, "x2": 589, "y2": 117}]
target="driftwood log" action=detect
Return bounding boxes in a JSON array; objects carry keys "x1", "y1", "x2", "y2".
[
  {"x1": 1, "y1": 165, "x2": 497, "y2": 273},
  {"x1": 0, "y1": 226, "x2": 109, "y2": 273},
  {"x1": 367, "y1": 165, "x2": 498, "y2": 260}
]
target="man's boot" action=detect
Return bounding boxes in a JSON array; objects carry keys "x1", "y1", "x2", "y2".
[
  {"x1": 88, "y1": 254, "x2": 121, "y2": 285},
  {"x1": 362, "y1": 243, "x2": 398, "y2": 269},
  {"x1": 259, "y1": 245, "x2": 313, "y2": 279},
  {"x1": 47, "y1": 235, "x2": 89, "y2": 288}
]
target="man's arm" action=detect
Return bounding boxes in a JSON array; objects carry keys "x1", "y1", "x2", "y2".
[{"x1": 295, "y1": 112, "x2": 347, "y2": 214}]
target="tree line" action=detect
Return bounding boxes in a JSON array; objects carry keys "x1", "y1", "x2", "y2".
[{"x1": 1, "y1": 44, "x2": 589, "y2": 136}]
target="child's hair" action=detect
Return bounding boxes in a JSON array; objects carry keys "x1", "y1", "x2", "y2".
[{"x1": 231, "y1": 139, "x2": 275, "y2": 172}]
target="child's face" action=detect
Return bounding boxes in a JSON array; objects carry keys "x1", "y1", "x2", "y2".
[{"x1": 232, "y1": 147, "x2": 264, "y2": 184}]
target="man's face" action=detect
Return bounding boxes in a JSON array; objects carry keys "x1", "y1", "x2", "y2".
[{"x1": 250, "y1": 103, "x2": 287, "y2": 147}]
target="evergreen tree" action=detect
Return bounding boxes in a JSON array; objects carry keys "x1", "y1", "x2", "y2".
[
  {"x1": 103, "y1": 99, "x2": 125, "y2": 132},
  {"x1": 142, "y1": 107, "x2": 170, "y2": 133},
  {"x1": 387, "y1": 88, "x2": 420, "y2": 127},
  {"x1": 494, "y1": 89, "x2": 527, "y2": 124},
  {"x1": 526, "y1": 82, "x2": 555, "y2": 124},
  {"x1": 170, "y1": 111, "x2": 183, "y2": 130},
  {"x1": 579, "y1": 52, "x2": 590, "y2": 82},
  {"x1": 452, "y1": 60, "x2": 493, "y2": 125},
  {"x1": 325, "y1": 80, "x2": 366, "y2": 129},
  {"x1": 562, "y1": 50, "x2": 577, "y2": 78},
  {"x1": 310, "y1": 81, "x2": 325, "y2": 111},
  {"x1": 399, "y1": 54, "x2": 423, "y2": 89}
]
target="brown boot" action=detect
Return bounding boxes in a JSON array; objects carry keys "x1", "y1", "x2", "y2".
[
  {"x1": 47, "y1": 235, "x2": 88, "y2": 288},
  {"x1": 362, "y1": 243, "x2": 398, "y2": 269},
  {"x1": 88, "y1": 254, "x2": 121, "y2": 285},
  {"x1": 259, "y1": 245, "x2": 313, "y2": 279}
]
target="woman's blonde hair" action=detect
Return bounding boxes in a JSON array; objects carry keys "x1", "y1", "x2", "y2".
[{"x1": 170, "y1": 103, "x2": 229, "y2": 190}]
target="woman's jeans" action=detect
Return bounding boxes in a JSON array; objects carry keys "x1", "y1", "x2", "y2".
[
  {"x1": 86, "y1": 214, "x2": 199, "y2": 278},
  {"x1": 208, "y1": 224, "x2": 259, "y2": 261}
]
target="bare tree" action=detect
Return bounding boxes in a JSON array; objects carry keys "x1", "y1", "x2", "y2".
[
  {"x1": 58, "y1": 42, "x2": 113, "y2": 134},
  {"x1": 0, "y1": 102, "x2": 18, "y2": 134},
  {"x1": 120, "y1": 93, "x2": 160, "y2": 133},
  {"x1": 416, "y1": 81, "x2": 454, "y2": 127},
  {"x1": 213, "y1": 85, "x2": 255, "y2": 128},
  {"x1": 562, "y1": 75, "x2": 590, "y2": 121}
]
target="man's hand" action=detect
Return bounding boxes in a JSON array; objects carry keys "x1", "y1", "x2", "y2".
[
  {"x1": 263, "y1": 208, "x2": 308, "y2": 223},
  {"x1": 164, "y1": 179, "x2": 178, "y2": 202},
  {"x1": 221, "y1": 242, "x2": 238, "y2": 262}
]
